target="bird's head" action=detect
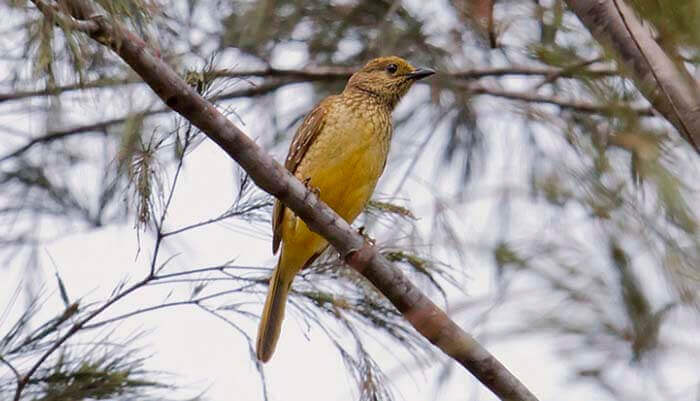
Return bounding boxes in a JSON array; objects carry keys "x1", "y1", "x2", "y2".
[{"x1": 345, "y1": 56, "x2": 435, "y2": 109}]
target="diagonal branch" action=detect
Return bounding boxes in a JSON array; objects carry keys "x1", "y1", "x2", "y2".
[
  {"x1": 28, "y1": 1, "x2": 539, "y2": 400},
  {"x1": 564, "y1": 0, "x2": 700, "y2": 153}
]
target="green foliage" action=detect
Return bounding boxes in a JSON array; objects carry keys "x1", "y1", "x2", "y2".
[
  {"x1": 36, "y1": 352, "x2": 167, "y2": 400},
  {"x1": 119, "y1": 116, "x2": 162, "y2": 230},
  {"x1": 0, "y1": 294, "x2": 175, "y2": 401},
  {"x1": 366, "y1": 200, "x2": 416, "y2": 220}
]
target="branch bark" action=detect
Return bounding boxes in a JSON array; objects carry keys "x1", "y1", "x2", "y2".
[
  {"x1": 565, "y1": 0, "x2": 700, "y2": 153},
  {"x1": 28, "y1": 0, "x2": 540, "y2": 400},
  {"x1": 212, "y1": 63, "x2": 616, "y2": 81}
]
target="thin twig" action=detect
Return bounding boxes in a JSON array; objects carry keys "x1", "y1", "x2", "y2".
[
  {"x1": 0, "y1": 78, "x2": 139, "y2": 104},
  {"x1": 12, "y1": 274, "x2": 147, "y2": 401},
  {"x1": 81, "y1": 285, "x2": 257, "y2": 330},
  {"x1": 0, "y1": 81, "x2": 290, "y2": 162},
  {"x1": 533, "y1": 57, "x2": 604, "y2": 89},
  {"x1": 0, "y1": 356, "x2": 21, "y2": 383},
  {"x1": 161, "y1": 201, "x2": 271, "y2": 238},
  {"x1": 466, "y1": 82, "x2": 655, "y2": 116}
]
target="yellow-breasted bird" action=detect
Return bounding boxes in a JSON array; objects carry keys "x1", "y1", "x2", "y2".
[{"x1": 256, "y1": 56, "x2": 435, "y2": 362}]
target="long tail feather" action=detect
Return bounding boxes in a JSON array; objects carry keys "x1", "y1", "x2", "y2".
[{"x1": 256, "y1": 262, "x2": 292, "y2": 362}]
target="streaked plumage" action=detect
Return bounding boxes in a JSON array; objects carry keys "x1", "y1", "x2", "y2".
[{"x1": 257, "y1": 56, "x2": 435, "y2": 362}]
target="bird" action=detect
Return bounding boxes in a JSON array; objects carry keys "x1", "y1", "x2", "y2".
[{"x1": 256, "y1": 56, "x2": 435, "y2": 362}]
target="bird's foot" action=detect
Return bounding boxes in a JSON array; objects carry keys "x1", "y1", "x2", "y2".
[
  {"x1": 303, "y1": 177, "x2": 321, "y2": 198},
  {"x1": 357, "y1": 226, "x2": 376, "y2": 246}
]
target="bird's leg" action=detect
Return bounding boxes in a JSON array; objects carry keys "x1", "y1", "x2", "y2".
[
  {"x1": 357, "y1": 226, "x2": 376, "y2": 246},
  {"x1": 302, "y1": 177, "x2": 321, "y2": 198}
]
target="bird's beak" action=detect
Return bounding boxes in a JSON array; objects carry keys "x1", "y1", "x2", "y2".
[{"x1": 406, "y1": 67, "x2": 436, "y2": 80}]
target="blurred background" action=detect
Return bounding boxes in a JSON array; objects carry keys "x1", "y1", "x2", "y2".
[{"x1": 1, "y1": 0, "x2": 699, "y2": 400}]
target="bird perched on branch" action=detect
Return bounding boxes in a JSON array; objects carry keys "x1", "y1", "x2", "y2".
[{"x1": 256, "y1": 56, "x2": 435, "y2": 362}]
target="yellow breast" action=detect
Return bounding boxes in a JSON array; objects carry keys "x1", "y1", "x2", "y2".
[
  {"x1": 297, "y1": 94, "x2": 391, "y2": 219},
  {"x1": 281, "y1": 93, "x2": 392, "y2": 265}
]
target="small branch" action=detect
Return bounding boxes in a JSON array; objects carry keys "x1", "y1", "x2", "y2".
[
  {"x1": 0, "y1": 76, "x2": 633, "y2": 164},
  {"x1": 81, "y1": 285, "x2": 256, "y2": 330},
  {"x1": 149, "y1": 127, "x2": 189, "y2": 276},
  {"x1": 0, "y1": 356, "x2": 21, "y2": 383},
  {"x1": 0, "y1": 64, "x2": 616, "y2": 107},
  {"x1": 533, "y1": 57, "x2": 604, "y2": 89},
  {"x1": 212, "y1": 64, "x2": 617, "y2": 81},
  {"x1": 161, "y1": 201, "x2": 271, "y2": 238},
  {"x1": 149, "y1": 264, "x2": 268, "y2": 280},
  {"x1": 12, "y1": 274, "x2": 148, "y2": 401},
  {"x1": 0, "y1": 80, "x2": 289, "y2": 162},
  {"x1": 0, "y1": 78, "x2": 139, "y2": 104},
  {"x1": 0, "y1": 116, "x2": 141, "y2": 163},
  {"x1": 466, "y1": 82, "x2": 655, "y2": 116},
  {"x1": 450, "y1": 64, "x2": 616, "y2": 80}
]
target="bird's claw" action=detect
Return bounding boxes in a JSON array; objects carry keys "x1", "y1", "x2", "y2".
[
  {"x1": 303, "y1": 177, "x2": 321, "y2": 197},
  {"x1": 357, "y1": 226, "x2": 376, "y2": 245}
]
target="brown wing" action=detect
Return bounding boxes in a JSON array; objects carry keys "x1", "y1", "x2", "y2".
[{"x1": 272, "y1": 98, "x2": 331, "y2": 253}]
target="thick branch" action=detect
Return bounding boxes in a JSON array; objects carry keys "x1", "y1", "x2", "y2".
[
  {"x1": 565, "y1": 0, "x2": 700, "y2": 153},
  {"x1": 28, "y1": 1, "x2": 539, "y2": 400}
]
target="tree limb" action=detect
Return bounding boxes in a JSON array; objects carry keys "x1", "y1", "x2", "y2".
[
  {"x1": 28, "y1": 0, "x2": 539, "y2": 400},
  {"x1": 0, "y1": 78, "x2": 138, "y2": 104},
  {"x1": 564, "y1": 0, "x2": 700, "y2": 153},
  {"x1": 465, "y1": 82, "x2": 655, "y2": 116},
  {"x1": 0, "y1": 64, "x2": 616, "y2": 105},
  {"x1": 212, "y1": 63, "x2": 616, "y2": 81}
]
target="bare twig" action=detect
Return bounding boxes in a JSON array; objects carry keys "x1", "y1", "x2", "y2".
[
  {"x1": 0, "y1": 78, "x2": 139, "y2": 104},
  {"x1": 466, "y1": 82, "x2": 655, "y2": 116},
  {"x1": 533, "y1": 57, "x2": 604, "y2": 89},
  {"x1": 0, "y1": 356, "x2": 21, "y2": 383},
  {"x1": 81, "y1": 286, "x2": 257, "y2": 330},
  {"x1": 161, "y1": 201, "x2": 271, "y2": 238},
  {"x1": 0, "y1": 64, "x2": 616, "y2": 106},
  {"x1": 13, "y1": 277, "x2": 144, "y2": 400},
  {"x1": 0, "y1": 80, "x2": 290, "y2": 162},
  {"x1": 212, "y1": 64, "x2": 616, "y2": 81}
]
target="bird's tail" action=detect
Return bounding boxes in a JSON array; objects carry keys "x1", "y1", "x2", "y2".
[{"x1": 256, "y1": 257, "x2": 294, "y2": 362}]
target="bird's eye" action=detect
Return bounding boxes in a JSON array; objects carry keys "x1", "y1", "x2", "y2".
[{"x1": 386, "y1": 64, "x2": 398, "y2": 74}]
